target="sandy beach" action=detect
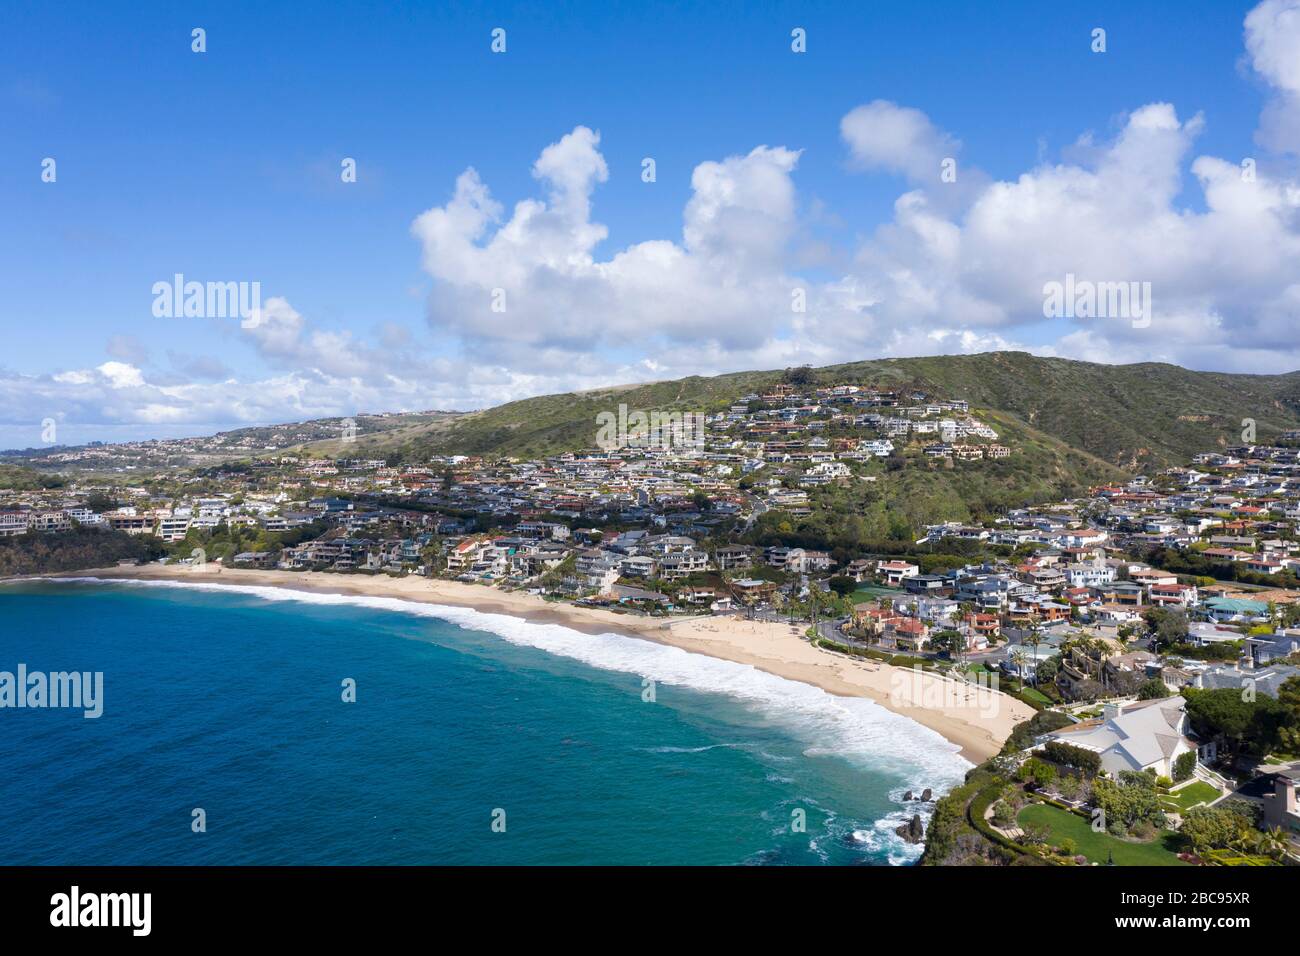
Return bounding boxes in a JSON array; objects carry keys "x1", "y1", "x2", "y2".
[{"x1": 42, "y1": 564, "x2": 1034, "y2": 762}]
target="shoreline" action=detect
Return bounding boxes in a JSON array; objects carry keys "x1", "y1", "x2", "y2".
[{"x1": 30, "y1": 564, "x2": 1034, "y2": 763}]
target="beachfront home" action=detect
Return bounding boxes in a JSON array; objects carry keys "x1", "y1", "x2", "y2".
[
  {"x1": 1002, "y1": 642, "x2": 1057, "y2": 681},
  {"x1": 0, "y1": 511, "x2": 29, "y2": 536},
  {"x1": 445, "y1": 537, "x2": 489, "y2": 573},
  {"x1": 885, "y1": 616, "x2": 930, "y2": 651},
  {"x1": 1039, "y1": 696, "x2": 1200, "y2": 778},
  {"x1": 731, "y1": 578, "x2": 777, "y2": 605}
]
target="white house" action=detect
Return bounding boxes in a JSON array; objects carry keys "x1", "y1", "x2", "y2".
[
  {"x1": 877, "y1": 560, "x2": 920, "y2": 586},
  {"x1": 1066, "y1": 558, "x2": 1116, "y2": 588},
  {"x1": 1039, "y1": 696, "x2": 1198, "y2": 778}
]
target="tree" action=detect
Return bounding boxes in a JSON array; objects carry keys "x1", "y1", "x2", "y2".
[
  {"x1": 1277, "y1": 675, "x2": 1300, "y2": 750},
  {"x1": 1147, "y1": 607, "x2": 1189, "y2": 647},
  {"x1": 1018, "y1": 758, "x2": 1057, "y2": 788},
  {"x1": 929, "y1": 629, "x2": 965, "y2": 661},
  {"x1": 1022, "y1": 821, "x2": 1051, "y2": 846},
  {"x1": 1137, "y1": 678, "x2": 1172, "y2": 700},
  {"x1": 1282, "y1": 603, "x2": 1300, "y2": 629},
  {"x1": 1172, "y1": 751, "x2": 1196, "y2": 783},
  {"x1": 1182, "y1": 687, "x2": 1286, "y2": 757},
  {"x1": 991, "y1": 800, "x2": 1016, "y2": 828},
  {"x1": 827, "y1": 575, "x2": 856, "y2": 598},
  {"x1": 1181, "y1": 805, "x2": 1248, "y2": 853},
  {"x1": 1092, "y1": 771, "x2": 1166, "y2": 835}
]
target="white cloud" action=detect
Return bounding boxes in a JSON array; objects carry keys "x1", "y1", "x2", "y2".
[
  {"x1": 1246, "y1": 0, "x2": 1300, "y2": 154},
  {"x1": 840, "y1": 100, "x2": 959, "y2": 182},
  {"x1": 411, "y1": 126, "x2": 810, "y2": 367},
  {"x1": 843, "y1": 97, "x2": 1300, "y2": 370},
  {"x1": 10, "y1": 1, "x2": 1300, "y2": 444}
]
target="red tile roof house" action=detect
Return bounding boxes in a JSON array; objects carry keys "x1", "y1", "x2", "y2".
[
  {"x1": 1201, "y1": 547, "x2": 1250, "y2": 563},
  {"x1": 885, "y1": 617, "x2": 930, "y2": 651},
  {"x1": 1147, "y1": 583, "x2": 1199, "y2": 607},
  {"x1": 1062, "y1": 586, "x2": 1093, "y2": 606},
  {"x1": 853, "y1": 605, "x2": 903, "y2": 634},
  {"x1": 445, "y1": 536, "x2": 489, "y2": 573},
  {"x1": 961, "y1": 613, "x2": 1000, "y2": 650},
  {"x1": 1245, "y1": 556, "x2": 1287, "y2": 575},
  {"x1": 876, "y1": 560, "x2": 920, "y2": 586}
]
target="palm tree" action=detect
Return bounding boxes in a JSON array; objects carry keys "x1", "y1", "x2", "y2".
[
  {"x1": 1027, "y1": 631, "x2": 1044, "y2": 688},
  {"x1": 1259, "y1": 826, "x2": 1291, "y2": 861}
]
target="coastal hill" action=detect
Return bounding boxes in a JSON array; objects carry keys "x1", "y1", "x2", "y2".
[
  {"x1": 307, "y1": 351, "x2": 1300, "y2": 472},
  {"x1": 7, "y1": 353, "x2": 1300, "y2": 533},
  {"x1": 6, "y1": 349, "x2": 1300, "y2": 577}
]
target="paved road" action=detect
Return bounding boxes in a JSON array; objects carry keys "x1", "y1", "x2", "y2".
[{"x1": 740, "y1": 494, "x2": 769, "y2": 533}]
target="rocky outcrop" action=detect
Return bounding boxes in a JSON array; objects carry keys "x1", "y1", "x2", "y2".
[{"x1": 895, "y1": 813, "x2": 925, "y2": 844}]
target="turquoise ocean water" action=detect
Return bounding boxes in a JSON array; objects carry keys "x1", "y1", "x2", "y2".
[{"x1": 0, "y1": 579, "x2": 969, "y2": 865}]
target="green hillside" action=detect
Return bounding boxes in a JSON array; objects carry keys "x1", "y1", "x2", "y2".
[
  {"x1": 751, "y1": 410, "x2": 1126, "y2": 549},
  {"x1": 0, "y1": 463, "x2": 66, "y2": 491},
  {"x1": 279, "y1": 351, "x2": 1300, "y2": 532},
  {"x1": 818, "y1": 353, "x2": 1300, "y2": 471},
  {"x1": 345, "y1": 351, "x2": 1300, "y2": 472}
]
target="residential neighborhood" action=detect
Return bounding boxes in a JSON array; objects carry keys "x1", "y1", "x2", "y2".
[{"x1": 6, "y1": 382, "x2": 1300, "y2": 866}]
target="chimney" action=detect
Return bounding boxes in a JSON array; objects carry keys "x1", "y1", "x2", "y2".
[{"x1": 1279, "y1": 775, "x2": 1297, "y2": 816}]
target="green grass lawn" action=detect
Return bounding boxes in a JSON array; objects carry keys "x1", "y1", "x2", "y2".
[
  {"x1": 850, "y1": 586, "x2": 904, "y2": 603},
  {"x1": 1017, "y1": 687, "x2": 1053, "y2": 706},
  {"x1": 1161, "y1": 781, "x2": 1220, "y2": 813},
  {"x1": 1017, "y1": 803, "x2": 1189, "y2": 866}
]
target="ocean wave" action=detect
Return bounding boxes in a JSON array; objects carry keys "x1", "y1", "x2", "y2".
[
  {"x1": 42, "y1": 576, "x2": 972, "y2": 806},
  {"x1": 848, "y1": 808, "x2": 928, "y2": 865}
]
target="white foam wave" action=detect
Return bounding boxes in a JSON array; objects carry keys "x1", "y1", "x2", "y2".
[
  {"x1": 850, "y1": 808, "x2": 928, "y2": 865},
  {"x1": 42, "y1": 576, "x2": 972, "y2": 801}
]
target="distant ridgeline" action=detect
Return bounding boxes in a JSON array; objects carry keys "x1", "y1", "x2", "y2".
[{"x1": 7, "y1": 354, "x2": 1300, "y2": 473}]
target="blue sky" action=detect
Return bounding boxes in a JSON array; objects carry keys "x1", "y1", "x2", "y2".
[{"x1": 3, "y1": 0, "x2": 1299, "y2": 447}]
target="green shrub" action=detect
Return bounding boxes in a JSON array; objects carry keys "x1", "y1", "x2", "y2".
[
  {"x1": 1018, "y1": 758, "x2": 1057, "y2": 786},
  {"x1": 1042, "y1": 740, "x2": 1101, "y2": 775}
]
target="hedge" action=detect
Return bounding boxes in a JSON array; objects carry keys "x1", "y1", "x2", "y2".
[{"x1": 1042, "y1": 741, "x2": 1102, "y2": 775}]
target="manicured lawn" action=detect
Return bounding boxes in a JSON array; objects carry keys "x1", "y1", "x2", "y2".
[
  {"x1": 851, "y1": 586, "x2": 904, "y2": 603},
  {"x1": 1162, "y1": 781, "x2": 1220, "y2": 813},
  {"x1": 1017, "y1": 803, "x2": 1189, "y2": 866}
]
